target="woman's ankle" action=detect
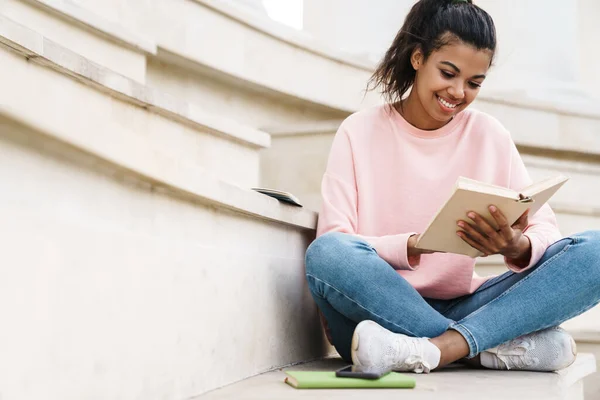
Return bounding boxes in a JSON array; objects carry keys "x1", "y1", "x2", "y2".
[{"x1": 429, "y1": 330, "x2": 471, "y2": 368}]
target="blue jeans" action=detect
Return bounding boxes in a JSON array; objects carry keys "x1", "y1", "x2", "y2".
[{"x1": 305, "y1": 230, "x2": 600, "y2": 361}]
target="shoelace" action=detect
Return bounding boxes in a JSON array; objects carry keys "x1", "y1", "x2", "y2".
[
  {"x1": 385, "y1": 336, "x2": 431, "y2": 373},
  {"x1": 494, "y1": 338, "x2": 539, "y2": 370}
]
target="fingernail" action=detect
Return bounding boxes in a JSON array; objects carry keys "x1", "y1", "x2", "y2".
[
  {"x1": 468, "y1": 212, "x2": 475, "y2": 219},
  {"x1": 490, "y1": 206, "x2": 497, "y2": 212},
  {"x1": 457, "y1": 221, "x2": 464, "y2": 227}
]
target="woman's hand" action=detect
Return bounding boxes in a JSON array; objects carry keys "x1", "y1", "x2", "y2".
[
  {"x1": 407, "y1": 233, "x2": 438, "y2": 258},
  {"x1": 456, "y1": 205, "x2": 531, "y2": 261}
]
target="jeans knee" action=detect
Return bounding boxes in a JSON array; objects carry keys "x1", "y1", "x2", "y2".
[
  {"x1": 305, "y1": 232, "x2": 348, "y2": 277},
  {"x1": 572, "y1": 230, "x2": 600, "y2": 256},
  {"x1": 570, "y1": 230, "x2": 600, "y2": 284},
  {"x1": 577, "y1": 230, "x2": 600, "y2": 243}
]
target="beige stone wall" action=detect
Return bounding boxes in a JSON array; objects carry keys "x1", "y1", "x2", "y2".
[{"x1": 0, "y1": 117, "x2": 324, "y2": 399}]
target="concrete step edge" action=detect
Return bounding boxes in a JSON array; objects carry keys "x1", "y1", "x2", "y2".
[
  {"x1": 197, "y1": 354, "x2": 597, "y2": 399},
  {"x1": 22, "y1": 0, "x2": 157, "y2": 55},
  {"x1": 0, "y1": 14, "x2": 271, "y2": 149},
  {"x1": 569, "y1": 330, "x2": 600, "y2": 343},
  {"x1": 0, "y1": 104, "x2": 317, "y2": 232}
]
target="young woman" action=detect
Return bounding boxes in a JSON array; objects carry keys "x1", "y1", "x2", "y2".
[{"x1": 305, "y1": 0, "x2": 600, "y2": 373}]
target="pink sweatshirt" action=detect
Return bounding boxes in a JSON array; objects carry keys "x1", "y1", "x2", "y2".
[{"x1": 317, "y1": 104, "x2": 562, "y2": 299}]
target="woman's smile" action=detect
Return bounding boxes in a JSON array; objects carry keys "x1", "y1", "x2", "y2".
[{"x1": 436, "y1": 94, "x2": 461, "y2": 114}]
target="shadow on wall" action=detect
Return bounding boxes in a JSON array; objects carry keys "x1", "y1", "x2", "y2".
[{"x1": 267, "y1": 230, "x2": 332, "y2": 364}]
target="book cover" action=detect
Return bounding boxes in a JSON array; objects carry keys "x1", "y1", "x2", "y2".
[
  {"x1": 284, "y1": 371, "x2": 416, "y2": 389},
  {"x1": 415, "y1": 174, "x2": 569, "y2": 256},
  {"x1": 251, "y1": 187, "x2": 303, "y2": 207}
]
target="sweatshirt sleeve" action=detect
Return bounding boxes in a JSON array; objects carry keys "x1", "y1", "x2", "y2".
[
  {"x1": 316, "y1": 123, "x2": 420, "y2": 270},
  {"x1": 505, "y1": 139, "x2": 563, "y2": 272}
]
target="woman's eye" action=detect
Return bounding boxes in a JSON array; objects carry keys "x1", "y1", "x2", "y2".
[
  {"x1": 441, "y1": 70, "x2": 454, "y2": 78},
  {"x1": 468, "y1": 81, "x2": 482, "y2": 89}
]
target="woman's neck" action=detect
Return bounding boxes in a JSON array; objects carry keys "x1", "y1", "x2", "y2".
[{"x1": 397, "y1": 92, "x2": 451, "y2": 131}]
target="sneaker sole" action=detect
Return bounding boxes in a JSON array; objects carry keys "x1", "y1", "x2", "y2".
[
  {"x1": 552, "y1": 330, "x2": 577, "y2": 371},
  {"x1": 559, "y1": 335, "x2": 578, "y2": 370},
  {"x1": 547, "y1": 331, "x2": 578, "y2": 371},
  {"x1": 350, "y1": 320, "x2": 371, "y2": 366}
]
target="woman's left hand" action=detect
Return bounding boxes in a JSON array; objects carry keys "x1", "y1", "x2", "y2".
[{"x1": 457, "y1": 205, "x2": 531, "y2": 260}]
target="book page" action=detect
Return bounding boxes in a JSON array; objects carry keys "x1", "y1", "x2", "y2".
[
  {"x1": 416, "y1": 188, "x2": 530, "y2": 256},
  {"x1": 521, "y1": 175, "x2": 569, "y2": 200},
  {"x1": 521, "y1": 175, "x2": 569, "y2": 217},
  {"x1": 457, "y1": 176, "x2": 518, "y2": 198}
]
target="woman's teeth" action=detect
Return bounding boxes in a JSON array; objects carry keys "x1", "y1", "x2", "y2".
[{"x1": 437, "y1": 96, "x2": 458, "y2": 109}]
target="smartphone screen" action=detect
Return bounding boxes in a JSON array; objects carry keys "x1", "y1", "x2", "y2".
[{"x1": 335, "y1": 365, "x2": 392, "y2": 379}]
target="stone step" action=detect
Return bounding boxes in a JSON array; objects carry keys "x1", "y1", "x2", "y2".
[
  {"x1": 562, "y1": 307, "x2": 600, "y2": 346},
  {"x1": 66, "y1": 0, "x2": 600, "y2": 133},
  {"x1": 197, "y1": 354, "x2": 597, "y2": 400},
  {"x1": 476, "y1": 257, "x2": 600, "y2": 399},
  {"x1": 562, "y1": 308, "x2": 600, "y2": 399},
  {"x1": 0, "y1": 84, "x2": 322, "y2": 400},
  {"x1": 140, "y1": 0, "x2": 375, "y2": 124},
  {"x1": 19, "y1": 0, "x2": 355, "y2": 126},
  {"x1": 0, "y1": 14, "x2": 270, "y2": 188},
  {"x1": 31, "y1": 0, "x2": 600, "y2": 139},
  {"x1": 83, "y1": 0, "x2": 368, "y2": 127},
  {"x1": 0, "y1": 14, "x2": 328, "y2": 399},
  {"x1": 0, "y1": 0, "x2": 155, "y2": 82}
]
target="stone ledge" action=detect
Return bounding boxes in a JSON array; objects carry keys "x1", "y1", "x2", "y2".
[
  {"x1": 0, "y1": 14, "x2": 270, "y2": 149},
  {"x1": 191, "y1": 0, "x2": 374, "y2": 71},
  {"x1": 264, "y1": 117, "x2": 600, "y2": 161},
  {"x1": 142, "y1": 0, "x2": 379, "y2": 115},
  {"x1": 482, "y1": 90, "x2": 600, "y2": 121},
  {"x1": 522, "y1": 154, "x2": 600, "y2": 173},
  {"x1": 197, "y1": 354, "x2": 596, "y2": 400},
  {"x1": 570, "y1": 330, "x2": 600, "y2": 344},
  {"x1": 0, "y1": 112, "x2": 322, "y2": 398},
  {"x1": 152, "y1": 41, "x2": 370, "y2": 116},
  {"x1": 550, "y1": 203, "x2": 600, "y2": 218},
  {"x1": 562, "y1": 307, "x2": 600, "y2": 343},
  {"x1": 0, "y1": 104, "x2": 317, "y2": 232},
  {"x1": 264, "y1": 120, "x2": 343, "y2": 137},
  {"x1": 15, "y1": 0, "x2": 598, "y2": 123},
  {"x1": 22, "y1": 0, "x2": 157, "y2": 55}
]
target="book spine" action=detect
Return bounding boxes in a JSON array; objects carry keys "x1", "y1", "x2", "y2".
[{"x1": 517, "y1": 193, "x2": 534, "y2": 203}]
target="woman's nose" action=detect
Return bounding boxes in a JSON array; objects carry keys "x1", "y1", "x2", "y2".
[{"x1": 448, "y1": 83, "x2": 465, "y2": 100}]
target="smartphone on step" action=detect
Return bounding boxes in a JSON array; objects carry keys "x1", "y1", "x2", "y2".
[{"x1": 335, "y1": 365, "x2": 392, "y2": 379}]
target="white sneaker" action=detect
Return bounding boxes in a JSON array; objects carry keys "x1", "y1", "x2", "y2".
[
  {"x1": 351, "y1": 320, "x2": 441, "y2": 374},
  {"x1": 481, "y1": 327, "x2": 577, "y2": 371}
]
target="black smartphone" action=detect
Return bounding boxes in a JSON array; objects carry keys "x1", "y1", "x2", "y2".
[{"x1": 335, "y1": 365, "x2": 392, "y2": 379}]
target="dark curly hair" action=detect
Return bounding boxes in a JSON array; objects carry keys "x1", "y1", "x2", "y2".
[{"x1": 368, "y1": 0, "x2": 497, "y2": 105}]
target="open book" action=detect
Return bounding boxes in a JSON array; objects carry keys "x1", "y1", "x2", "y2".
[
  {"x1": 415, "y1": 175, "x2": 569, "y2": 257},
  {"x1": 251, "y1": 187, "x2": 303, "y2": 207}
]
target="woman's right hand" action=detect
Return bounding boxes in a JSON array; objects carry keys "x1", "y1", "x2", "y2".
[{"x1": 407, "y1": 233, "x2": 437, "y2": 257}]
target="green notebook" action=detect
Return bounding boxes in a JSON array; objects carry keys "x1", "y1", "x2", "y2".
[{"x1": 284, "y1": 371, "x2": 416, "y2": 389}]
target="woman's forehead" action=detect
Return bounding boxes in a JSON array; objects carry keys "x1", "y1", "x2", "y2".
[{"x1": 430, "y1": 43, "x2": 493, "y2": 73}]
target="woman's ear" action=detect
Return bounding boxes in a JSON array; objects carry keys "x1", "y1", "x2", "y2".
[{"x1": 411, "y1": 47, "x2": 423, "y2": 71}]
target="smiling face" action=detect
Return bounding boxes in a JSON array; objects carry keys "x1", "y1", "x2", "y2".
[{"x1": 403, "y1": 38, "x2": 493, "y2": 130}]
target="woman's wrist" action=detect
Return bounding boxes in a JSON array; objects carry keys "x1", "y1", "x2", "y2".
[{"x1": 506, "y1": 235, "x2": 532, "y2": 265}]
